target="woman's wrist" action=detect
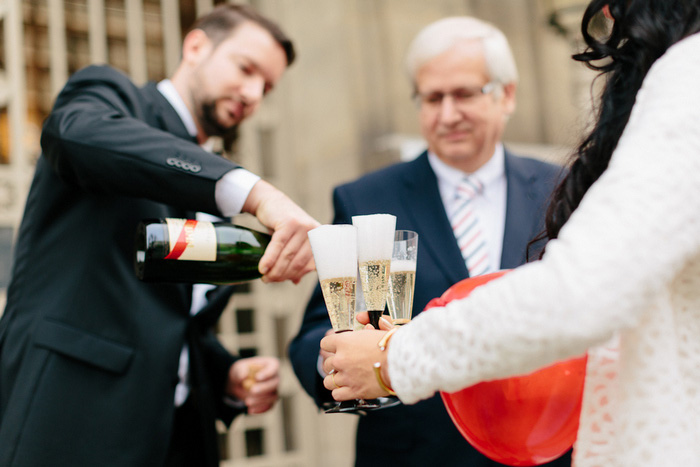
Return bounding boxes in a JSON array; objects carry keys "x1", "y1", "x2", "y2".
[{"x1": 373, "y1": 327, "x2": 399, "y2": 395}]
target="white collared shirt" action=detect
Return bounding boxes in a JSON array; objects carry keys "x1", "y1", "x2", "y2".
[{"x1": 428, "y1": 144, "x2": 507, "y2": 273}]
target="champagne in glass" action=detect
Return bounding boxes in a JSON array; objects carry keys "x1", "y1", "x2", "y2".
[
  {"x1": 319, "y1": 277, "x2": 356, "y2": 332},
  {"x1": 308, "y1": 225, "x2": 362, "y2": 414},
  {"x1": 308, "y1": 225, "x2": 357, "y2": 332},
  {"x1": 352, "y1": 214, "x2": 396, "y2": 330},
  {"x1": 387, "y1": 230, "x2": 418, "y2": 325},
  {"x1": 353, "y1": 269, "x2": 367, "y2": 331}
]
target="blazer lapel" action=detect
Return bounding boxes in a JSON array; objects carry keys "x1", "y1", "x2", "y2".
[
  {"x1": 192, "y1": 285, "x2": 236, "y2": 329},
  {"x1": 401, "y1": 153, "x2": 468, "y2": 285},
  {"x1": 500, "y1": 151, "x2": 546, "y2": 269},
  {"x1": 141, "y1": 82, "x2": 198, "y2": 143}
]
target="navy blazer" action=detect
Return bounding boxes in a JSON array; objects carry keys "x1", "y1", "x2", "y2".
[
  {"x1": 289, "y1": 151, "x2": 571, "y2": 466},
  {"x1": 0, "y1": 66, "x2": 243, "y2": 466}
]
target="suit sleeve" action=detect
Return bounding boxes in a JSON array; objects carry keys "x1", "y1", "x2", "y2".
[
  {"x1": 40, "y1": 66, "x2": 240, "y2": 216},
  {"x1": 288, "y1": 187, "x2": 356, "y2": 406}
]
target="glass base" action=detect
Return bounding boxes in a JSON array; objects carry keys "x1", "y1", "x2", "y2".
[
  {"x1": 323, "y1": 400, "x2": 364, "y2": 414},
  {"x1": 322, "y1": 396, "x2": 401, "y2": 415},
  {"x1": 391, "y1": 318, "x2": 411, "y2": 325}
]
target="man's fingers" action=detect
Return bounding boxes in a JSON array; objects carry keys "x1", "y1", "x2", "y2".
[
  {"x1": 248, "y1": 376, "x2": 279, "y2": 395},
  {"x1": 240, "y1": 357, "x2": 279, "y2": 381},
  {"x1": 263, "y1": 231, "x2": 312, "y2": 282},
  {"x1": 247, "y1": 401, "x2": 275, "y2": 414},
  {"x1": 258, "y1": 234, "x2": 284, "y2": 277},
  {"x1": 260, "y1": 223, "x2": 317, "y2": 283},
  {"x1": 246, "y1": 392, "x2": 278, "y2": 414},
  {"x1": 255, "y1": 358, "x2": 279, "y2": 380}
]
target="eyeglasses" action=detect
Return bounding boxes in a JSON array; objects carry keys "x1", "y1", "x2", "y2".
[{"x1": 413, "y1": 82, "x2": 498, "y2": 109}]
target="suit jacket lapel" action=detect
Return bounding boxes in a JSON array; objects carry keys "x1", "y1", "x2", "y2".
[
  {"x1": 141, "y1": 82, "x2": 197, "y2": 143},
  {"x1": 192, "y1": 285, "x2": 236, "y2": 329},
  {"x1": 501, "y1": 150, "x2": 546, "y2": 269},
  {"x1": 401, "y1": 153, "x2": 468, "y2": 285}
]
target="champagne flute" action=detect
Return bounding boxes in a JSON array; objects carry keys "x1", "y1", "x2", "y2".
[
  {"x1": 307, "y1": 225, "x2": 359, "y2": 413},
  {"x1": 352, "y1": 214, "x2": 396, "y2": 410},
  {"x1": 368, "y1": 230, "x2": 419, "y2": 409},
  {"x1": 352, "y1": 214, "x2": 396, "y2": 330},
  {"x1": 386, "y1": 230, "x2": 418, "y2": 326}
]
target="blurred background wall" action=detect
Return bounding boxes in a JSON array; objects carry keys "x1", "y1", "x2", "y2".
[{"x1": 0, "y1": 0, "x2": 593, "y2": 465}]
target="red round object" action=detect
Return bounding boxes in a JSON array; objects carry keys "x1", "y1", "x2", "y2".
[{"x1": 431, "y1": 271, "x2": 587, "y2": 466}]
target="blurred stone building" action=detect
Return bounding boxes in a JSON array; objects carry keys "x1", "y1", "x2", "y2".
[{"x1": 0, "y1": 0, "x2": 593, "y2": 465}]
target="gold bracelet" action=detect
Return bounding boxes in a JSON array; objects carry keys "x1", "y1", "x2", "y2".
[
  {"x1": 377, "y1": 327, "x2": 399, "y2": 351},
  {"x1": 373, "y1": 362, "x2": 396, "y2": 396},
  {"x1": 373, "y1": 327, "x2": 399, "y2": 395}
]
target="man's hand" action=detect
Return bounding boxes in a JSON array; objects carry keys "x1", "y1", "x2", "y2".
[
  {"x1": 242, "y1": 180, "x2": 320, "y2": 284},
  {"x1": 227, "y1": 356, "x2": 280, "y2": 415}
]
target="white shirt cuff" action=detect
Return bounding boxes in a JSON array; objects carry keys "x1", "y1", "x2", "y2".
[{"x1": 215, "y1": 169, "x2": 261, "y2": 217}]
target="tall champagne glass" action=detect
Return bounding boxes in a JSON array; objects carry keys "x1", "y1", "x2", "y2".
[
  {"x1": 308, "y1": 225, "x2": 358, "y2": 413},
  {"x1": 352, "y1": 214, "x2": 396, "y2": 410},
  {"x1": 368, "y1": 230, "x2": 420, "y2": 408},
  {"x1": 352, "y1": 214, "x2": 396, "y2": 329},
  {"x1": 308, "y1": 225, "x2": 357, "y2": 333},
  {"x1": 386, "y1": 230, "x2": 418, "y2": 326}
]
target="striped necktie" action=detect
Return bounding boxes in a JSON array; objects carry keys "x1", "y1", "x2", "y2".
[{"x1": 451, "y1": 177, "x2": 491, "y2": 277}]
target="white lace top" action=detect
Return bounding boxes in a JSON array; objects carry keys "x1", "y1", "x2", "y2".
[{"x1": 387, "y1": 33, "x2": 700, "y2": 466}]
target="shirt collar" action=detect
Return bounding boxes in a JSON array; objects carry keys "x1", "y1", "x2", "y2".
[
  {"x1": 157, "y1": 79, "x2": 198, "y2": 139},
  {"x1": 428, "y1": 143, "x2": 505, "y2": 198}
]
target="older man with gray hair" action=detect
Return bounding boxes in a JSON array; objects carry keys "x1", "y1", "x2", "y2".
[{"x1": 290, "y1": 16, "x2": 570, "y2": 466}]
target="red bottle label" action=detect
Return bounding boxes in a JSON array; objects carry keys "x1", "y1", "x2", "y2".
[{"x1": 164, "y1": 218, "x2": 217, "y2": 261}]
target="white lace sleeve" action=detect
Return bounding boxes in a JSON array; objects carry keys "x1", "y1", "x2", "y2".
[{"x1": 388, "y1": 35, "x2": 700, "y2": 405}]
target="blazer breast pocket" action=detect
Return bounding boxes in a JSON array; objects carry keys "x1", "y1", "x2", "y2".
[{"x1": 34, "y1": 318, "x2": 134, "y2": 374}]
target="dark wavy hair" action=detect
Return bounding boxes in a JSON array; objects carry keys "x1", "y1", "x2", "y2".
[{"x1": 534, "y1": 0, "x2": 700, "y2": 254}]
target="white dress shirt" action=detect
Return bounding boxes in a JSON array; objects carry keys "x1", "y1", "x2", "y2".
[{"x1": 428, "y1": 144, "x2": 507, "y2": 273}]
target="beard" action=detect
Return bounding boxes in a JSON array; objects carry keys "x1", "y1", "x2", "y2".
[
  {"x1": 197, "y1": 100, "x2": 241, "y2": 152},
  {"x1": 198, "y1": 100, "x2": 231, "y2": 138}
]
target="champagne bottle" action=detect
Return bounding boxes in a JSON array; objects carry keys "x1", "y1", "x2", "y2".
[{"x1": 134, "y1": 218, "x2": 271, "y2": 284}]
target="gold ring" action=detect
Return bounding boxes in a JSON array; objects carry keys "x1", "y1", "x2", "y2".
[{"x1": 331, "y1": 372, "x2": 341, "y2": 389}]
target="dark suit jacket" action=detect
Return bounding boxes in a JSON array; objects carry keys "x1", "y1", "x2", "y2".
[
  {"x1": 0, "y1": 65, "x2": 243, "y2": 466},
  {"x1": 289, "y1": 151, "x2": 572, "y2": 466}
]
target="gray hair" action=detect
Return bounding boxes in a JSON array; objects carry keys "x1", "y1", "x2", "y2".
[{"x1": 405, "y1": 17, "x2": 518, "y2": 89}]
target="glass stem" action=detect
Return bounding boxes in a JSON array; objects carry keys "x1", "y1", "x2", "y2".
[{"x1": 368, "y1": 310, "x2": 382, "y2": 329}]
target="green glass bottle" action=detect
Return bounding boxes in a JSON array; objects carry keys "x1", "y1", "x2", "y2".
[{"x1": 135, "y1": 218, "x2": 271, "y2": 284}]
